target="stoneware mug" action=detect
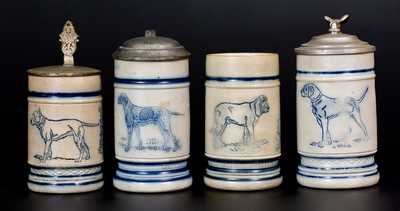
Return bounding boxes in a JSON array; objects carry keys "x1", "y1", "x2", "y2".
[
  {"x1": 295, "y1": 15, "x2": 379, "y2": 189},
  {"x1": 113, "y1": 30, "x2": 192, "y2": 192},
  {"x1": 204, "y1": 53, "x2": 282, "y2": 191},
  {"x1": 27, "y1": 21, "x2": 103, "y2": 193}
]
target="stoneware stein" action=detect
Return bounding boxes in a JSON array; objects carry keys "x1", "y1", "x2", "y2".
[
  {"x1": 113, "y1": 30, "x2": 192, "y2": 192},
  {"x1": 295, "y1": 15, "x2": 379, "y2": 189},
  {"x1": 27, "y1": 21, "x2": 103, "y2": 193},
  {"x1": 204, "y1": 53, "x2": 282, "y2": 191}
]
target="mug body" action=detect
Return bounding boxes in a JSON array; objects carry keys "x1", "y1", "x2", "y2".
[
  {"x1": 27, "y1": 73, "x2": 103, "y2": 193},
  {"x1": 113, "y1": 59, "x2": 192, "y2": 192},
  {"x1": 204, "y1": 53, "x2": 282, "y2": 191},
  {"x1": 296, "y1": 53, "x2": 379, "y2": 188}
]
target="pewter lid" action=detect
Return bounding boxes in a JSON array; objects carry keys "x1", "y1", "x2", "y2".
[
  {"x1": 28, "y1": 21, "x2": 100, "y2": 77},
  {"x1": 113, "y1": 30, "x2": 191, "y2": 61},
  {"x1": 295, "y1": 15, "x2": 375, "y2": 55}
]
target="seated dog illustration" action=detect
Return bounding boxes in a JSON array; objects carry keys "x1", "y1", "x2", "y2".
[
  {"x1": 212, "y1": 95, "x2": 270, "y2": 148},
  {"x1": 117, "y1": 93, "x2": 182, "y2": 152},
  {"x1": 30, "y1": 109, "x2": 99, "y2": 162},
  {"x1": 301, "y1": 83, "x2": 369, "y2": 147}
]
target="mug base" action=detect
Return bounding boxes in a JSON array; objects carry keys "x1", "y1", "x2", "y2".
[
  {"x1": 27, "y1": 181, "x2": 104, "y2": 194},
  {"x1": 27, "y1": 164, "x2": 103, "y2": 194},
  {"x1": 204, "y1": 175, "x2": 282, "y2": 191},
  {"x1": 297, "y1": 154, "x2": 379, "y2": 189},
  {"x1": 297, "y1": 172, "x2": 379, "y2": 189},
  {"x1": 113, "y1": 176, "x2": 192, "y2": 193}
]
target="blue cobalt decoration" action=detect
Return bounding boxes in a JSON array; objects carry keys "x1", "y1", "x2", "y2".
[
  {"x1": 205, "y1": 53, "x2": 282, "y2": 191},
  {"x1": 117, "y1": 93, "x2": 182, "y2": 152},
  {"x1": 113, "y1": 30, "x2": 192, "y2": 192},
  {"x1": 27, "y1": 21, "x2": 103, "y2": 193},
  {"x1": 295, "y1": 15, "x2": 379, "y2": 189}
]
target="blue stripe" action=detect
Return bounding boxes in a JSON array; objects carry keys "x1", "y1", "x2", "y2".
[
  {"x1": 205, "y1": 174, "x2": 281, "y2": 182},
  {"x1": 117, "y1": 159, "x2": 187, "y2": 166},
  {"x1": 114, "y1": 77, "x2": 189, "y2": 84},
  {"x1": 28, "y1": 179, "x2": 103, "y2": 186},
  {"x1": 298, "y1": 163, "x2": 376, "y2": 171},
  {"x1": 297, "y1": 172, "x2": 378, "y2": 179},
  {"x1": 297, "y1": 69, "x2": 374, "y2": 75},
  {"x1": 29, "y1": 91, "x2": 101, "y2": 98},
  {"x1": 29, "y1": 164, "x2": 102, "y2": 170},
  {"x1": 208, "y1": 157, "x2": 279, "y2": 164},
  {"x1": 207, "y1": 76, "x2": 279, "y2": 82},
  {"x1": 207, "y1": 166, "x2": 279, "y2": 173},
  {"x1": 117, "y1": 167, "x2": 188, "y2": 175},
  {"x1": 299, "y1": 154, "x2": 375, "y2": 160},
  {"x1": 30, "y1": 172, "x2": 102, "y2": 178},
  {"x1": 114, "y1": 174, "x2": 191, "y2": 183}
]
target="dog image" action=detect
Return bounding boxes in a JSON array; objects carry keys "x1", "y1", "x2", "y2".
[
  {"x1": 30, "y1": 108, "x2": 99, "y2": 162},
  {"x1": 212, "y1": 95, "x2": 270, "y2": 148},
  {"x1": 301, "y1": 83, "x2": 369, "y2": 147},
  {"x1": 117, "y1": 93, "x2": 183, "y2": 152}
]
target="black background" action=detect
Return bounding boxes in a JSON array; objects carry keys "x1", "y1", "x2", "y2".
[{"x1": 2, "y1": 0, "x2": 400, "y2": 210}]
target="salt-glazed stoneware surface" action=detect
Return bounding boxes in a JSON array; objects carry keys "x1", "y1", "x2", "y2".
[
  {"x1": 204, "y1": 53, "x2": 282, "y2": 191},
  {"x1": 27, "y1": 21, "x2": 104, "y2": 193},
  {"x1": 113, "y1": 30, "x2": 192, "y2": 192},
  {"x1": 295, "y1": 15, "x2": 379, "y2": 189}
]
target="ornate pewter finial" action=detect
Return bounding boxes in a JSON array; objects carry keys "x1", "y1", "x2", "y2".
[
  {"x1": 324, "y1": 14, "x2": 349, "y2": 34},
  {"x1": 59, "y1": 20, "x2": 79, "y2": 66}
]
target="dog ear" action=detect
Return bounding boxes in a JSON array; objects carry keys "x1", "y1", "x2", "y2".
[
  {"x1": 255, "y1": 96, "x2": 262, "y2": 116},
  {"x1": 308, "y1": 86, "x2": 314, "y2": 96}
]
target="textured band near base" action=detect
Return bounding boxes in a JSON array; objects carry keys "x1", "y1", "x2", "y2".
[
  {"x1": 113, "y1": 159, "x2": 192, "y2": 192},
  {"x1": 297, "y1": 154, "x2": 379, "y2": 189},
  {"x1": 27, "y1": 164, "x2": 103, "y2": 193},
  {"x1": 204, "y1": 157, "x2": 282, "y2": 191}
]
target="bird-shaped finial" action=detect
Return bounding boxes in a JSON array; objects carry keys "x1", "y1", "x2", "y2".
[{"x1": 324, "y1": 14, "x2": 349, "y2": 34}]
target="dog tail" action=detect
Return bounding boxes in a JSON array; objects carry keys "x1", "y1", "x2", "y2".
[
  {"x1": 168, "y1": 111, "x2": 184, "y2": 116},
  {"x1": 82, "y1": 122, "x2": 100, "y2": 127},
  {"x1": 356, "y1": 87, "x2": 369, "y2": 103}
]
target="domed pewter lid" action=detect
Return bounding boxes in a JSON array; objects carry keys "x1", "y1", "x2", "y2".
[
  {"x1": 113, "y1": 30, "x2": 191, "y2": 61},
  {"x1": 28, "y1": 21, "x2": 100, "y2": 77},
  {"x1": 295, "y1": 15, "x2": 375, "y2": 55}
]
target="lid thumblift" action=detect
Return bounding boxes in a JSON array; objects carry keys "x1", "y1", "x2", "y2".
[
  {"x1": 59, "y1": 20, "x2": 79, "y2": 66},
  {"x1": 113, "y1": 30, "x2": 191, "y2": 61},
  {"x1": 27, "y1": 20, "x2": 100, "y2": 77},
  {"x1": 295, "y1": 15, "x2": 375, "y2": 55}
]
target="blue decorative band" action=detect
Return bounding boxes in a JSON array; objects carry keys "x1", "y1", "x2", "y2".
[
  {"x1": 299, "y1": 154, "x2": 375, "y2": 159},
  {"x1": 207, "y1": 76, "x2": 279, "y2": 82},
  {"x1": 205, "y1": 174, "x2": 282, "y2": 182},
  {"x1": 29, "y1": 171, "x2": 102, "y2": 178},
  {"x1": 206, "y1": 157, "x2": 281, "y2": 182},
  {"x1": 28, "y1": 178, "x2": 103, "y2": 186},
  {"x1": 115, "y1": 159, "x2": 190, "y2": 183},
  {"x1": 297, "y1": 172, "x2": 378, "y2": 179},
  {"x1": 299, "y1": 163, "x2": 376, "y2": 171},
  {"x1": 28, "y1": 91, "x2": 101, "y2": 98},
  {"x1": 116, "y1": 159, "x2": 187, "y2": 166},
  {"x1": 207, "y1": 166, "x2": 280, "y2": 173},
  {"x1": 114, "y1": 77, "x2": 189, "y2": 84},
  {"x1": 114, "y1": 174, "x2": 191, "y2": 183},
  {"x1": 207, "y1": 157, "x2": 279, "y2": 163},
  {"x1": 297, "y1": 69, "x2": 374, "y2": 75},
  {"x1": 28, "y1": 163, "x2": 102, "y2": 170},
  {"x1": 117, "y1": 167, "x2": 188, "y2": 175}
]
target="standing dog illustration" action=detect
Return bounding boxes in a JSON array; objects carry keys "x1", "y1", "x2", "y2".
[
  {"x1": 117, "y1": 93, "x2": 182, "y2": 152},
  {"x1": 301, "y1": 83, "x2": 369, "y2": 146},
  {"x1": 212, "y1": 95, "x2": 270, "y2": 148},
  {"x1": 30, "y1": 109, "x2": 99, "y2": 162}
]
